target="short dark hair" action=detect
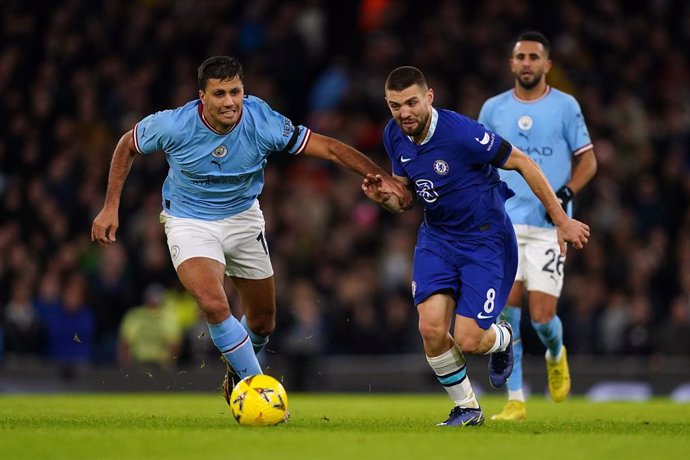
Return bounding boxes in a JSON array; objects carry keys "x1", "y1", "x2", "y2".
[
  {"x1": 197, "y1": 56, "x2": 244, "y2": 90},
  {"x1": 513, "y1": 31, "x2": 551, "y2": 56},
  {"x1": 385, "y1": 66, "x2": 428, "y2": 92}
]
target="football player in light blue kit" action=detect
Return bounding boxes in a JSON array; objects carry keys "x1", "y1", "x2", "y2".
[
  {"x1": 92, "y1": 56, "x2": 412, "y2": 406},
  {"x1": 362, "y1": 66, "x2": 590, "y2": 426},
  {"x1": 478, "y1": 31, "x2": 597, "y2": 420}
]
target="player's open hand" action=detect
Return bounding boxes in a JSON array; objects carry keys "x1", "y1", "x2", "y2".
[
  {"x1": 556, "y1": 217, "x2": 590, "y2": 254},
  {"x1": 362, "y1": 173, "x2": 390, "y2": 201},
  {"x1": 91, "y1": 208, "x2": 119, "y2": 246}
]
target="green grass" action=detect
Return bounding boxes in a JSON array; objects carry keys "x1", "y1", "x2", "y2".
[{"x1": 1, "y1": 393, "x2": 689, "y2": 460}]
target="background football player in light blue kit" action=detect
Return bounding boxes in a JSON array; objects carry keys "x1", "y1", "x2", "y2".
[
  {"x1": 478, "y1": 31, "x2": 597, "y2": 420},
  {"x1": 362, "y1": 66, "x2": 590, "y2": 426},
  {"x1": 91, "y1": 56, "x2": 412, "y2": 405}
]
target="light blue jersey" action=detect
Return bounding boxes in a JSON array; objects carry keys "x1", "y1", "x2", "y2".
[
  {"x1": 478, "y1": 86, "x2": 592, "y2": 227},
  {"x1": 133, "y1": 96, "x2": 311, "y2": 220}
]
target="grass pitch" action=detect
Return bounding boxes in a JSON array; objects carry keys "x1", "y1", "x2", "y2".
[{"x1": 1, "y1": 393, "x2": 689, "y2": 460}]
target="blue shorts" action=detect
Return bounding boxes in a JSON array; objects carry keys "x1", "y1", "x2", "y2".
[{"x1": 412, "y1": 220, "x2": 518, "y2": 329}]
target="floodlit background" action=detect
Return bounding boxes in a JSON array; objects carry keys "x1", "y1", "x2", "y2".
[{"x1": 1, "y1": 0, "x2": 689, "y2": 399}]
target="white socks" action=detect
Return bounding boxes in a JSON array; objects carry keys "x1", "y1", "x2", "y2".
[
  {"x1": 486, "y1": 323, "x2": 511, "y2": 354},
  {"x1": 427, "y1": 345, "x2": 479, "y2": 409}
]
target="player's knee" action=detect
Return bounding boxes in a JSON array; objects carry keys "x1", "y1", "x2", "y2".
[
  {"x1": 531, "y1": 309, "x2": 555, "y2": 324},
  {"x1": 194, "y1": 294, "x2": 231, "y2": 322},
  {"x1": 418, "y1": 319, "x2": 446, "y2": 344},
  {"x1": 245, "y1": 309, "x2": 276, "y2": 336},
  {"x1": 252, "y1": 317, "x2": 275, "y2": 337}
]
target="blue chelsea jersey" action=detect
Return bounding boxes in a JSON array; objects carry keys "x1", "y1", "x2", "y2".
[
  {"x1": 384, "y1": 108, "x2": 515, "y2": 240},
  {"x1": 133, "y1": 95, "x2": 312, "y2": 220},
  {"x1": 478, "y1": 86, "x2": 592, "y2": 227}
]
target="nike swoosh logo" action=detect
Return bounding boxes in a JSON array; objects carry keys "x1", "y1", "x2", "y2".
[
  {"x1": 475, "y1": 132, "x2": 490, "y2": 145},
  {"x1": 461, "y1": 417, "x2": 480, "y2": 426},
  {"x1": 401, "y1": 156, "x2": 412, "y2": 163},
  {"x1": 477, "y1": 312, "x2": 493, "y2": 319}
]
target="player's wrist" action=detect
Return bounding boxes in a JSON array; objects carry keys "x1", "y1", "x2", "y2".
[
  {"x1": 381, "y1": 194, "x2": 403, "y2": 213},
  {"x1": 556, "y1": 185, "x2": 574, "y2": 205},
  {"x1": 550, "y1": 211, "x2": 568, "y2": 226}
]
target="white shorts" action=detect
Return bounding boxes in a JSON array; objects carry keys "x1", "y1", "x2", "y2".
[
  {"x1": 160, "y1": 200, "x2": 274, "y2": 279},
  {"x1": 513, "y1": 224, "x2": 565, "y2": 297}
]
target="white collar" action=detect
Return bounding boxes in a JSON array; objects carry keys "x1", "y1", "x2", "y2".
[{"x1": 408, "y1": 107, "x2": 438, "y2": 145}]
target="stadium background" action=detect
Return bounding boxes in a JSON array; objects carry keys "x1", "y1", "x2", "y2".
[{"x1": 0, "y1": 0, "x2": 688, "y2": 396}]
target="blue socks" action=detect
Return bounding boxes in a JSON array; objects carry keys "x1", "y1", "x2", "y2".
[
  {"x1": 532, "y1": 315, "x2": 563, "y2": 358},
  {"x1": 241, "y1": 315, "x2": 270, "y2": 355},
  {"x1": 502, "y1": 306, "x2": 523, "y2": 392},
  {"x1": 208, "y1": 316, "x2": 261, "y2": 378},
  {"x1": 500, "y1": 308, "x2": 563, "y2": 397}
]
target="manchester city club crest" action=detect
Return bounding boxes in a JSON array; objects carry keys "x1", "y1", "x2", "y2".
[
  {"x1": 518, "y1": 115, "x2": 533, "y2": 130},
  {"x1": 211, "y1": 145, "x2": 228, "y2": 158},
  {"x1": 433, "y1": 159, "x2": 449, "y2": 175}
]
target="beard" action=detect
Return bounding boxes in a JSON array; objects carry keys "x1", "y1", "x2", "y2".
[
  {"x1": 517, "y1": 71, "x2": 543, "y2": 90},
  {"x1": 398, "y1": 113, "x2": 428, "y2": 137}
]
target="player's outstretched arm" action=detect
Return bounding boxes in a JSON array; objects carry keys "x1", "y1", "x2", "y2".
[
  {"x1": 501, "y1": 146, "x2": 590, "y2": 254},
  {"x1": 91, "y1": 130, "x2": 139, "y2": 246},
  {"x1": 302, "y1": 132, "x2": 413, "y2": 208}
]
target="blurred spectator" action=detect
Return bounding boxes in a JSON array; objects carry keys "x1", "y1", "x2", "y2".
[
  {"x1": 280, "y1": 278, "x2": 326, "y2": 390},
  {"x1": 598, "y1": 290, "x2": 630, "y2": 354},
  {"x1": 43, "y1": 273, "x2": 95, "y2": 377},
  {"x1": 655, "y1": 294, "x2": 690, "y2": 355},
  {"x1": 87, "y1": 244, "x2": 135, "y2": 364},
  {"x1": 34, "y1": 271, "x2": 62, "y2": 318},
  {"x1": 118, "y1": 283, "x2": 182, "y2": 369},
  {"x1": 379, "y1": 289, "x2": 420, "y2": 353},
  {"x1": 3, "y1": 278, "x2": 42, "y2": 355},
  {"x1": 622, "y1": 294, "x2": 655, "y2": 355}
]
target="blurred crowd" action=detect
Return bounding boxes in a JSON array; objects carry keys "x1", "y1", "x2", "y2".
[{"x1": 1, "y1": 0, "x2": 689, "y2": 375}]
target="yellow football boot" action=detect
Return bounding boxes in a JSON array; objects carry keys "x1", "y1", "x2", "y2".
[
  {"x1": 546, "y1": 346, "x2": 571, "y2": 402},
  {"x1": 490, "y1": 400, "x2": 526, "y2": 421}
]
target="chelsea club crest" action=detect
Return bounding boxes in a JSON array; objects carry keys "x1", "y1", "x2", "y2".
[{"x1": 433, "y1": 159, "x2": 449, "y2": 176}]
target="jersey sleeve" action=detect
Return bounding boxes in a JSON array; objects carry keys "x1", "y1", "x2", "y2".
[
  {"x1": 133, "y1": 110, "x2": 176, "y2": 155},
  {"x1": 461, "y1": 116, "x2": 511, "y2": 167},
  {"x1": 564, "y1": 96, "x2": 593, "y2": 156},
  {"x1": 253, "y1": 98, "x2": 312, "y2": 155}
]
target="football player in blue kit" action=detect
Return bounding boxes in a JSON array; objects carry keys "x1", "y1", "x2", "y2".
[
  {"x1": 362, "y1": 66, "x2": 590, "y2": 426},
  {"x1": 91, "y1": 56, "x2": 412, "y2": 404},
  {"x1": 479, "y1": 31, "x2": 597, "y2": 420}
]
